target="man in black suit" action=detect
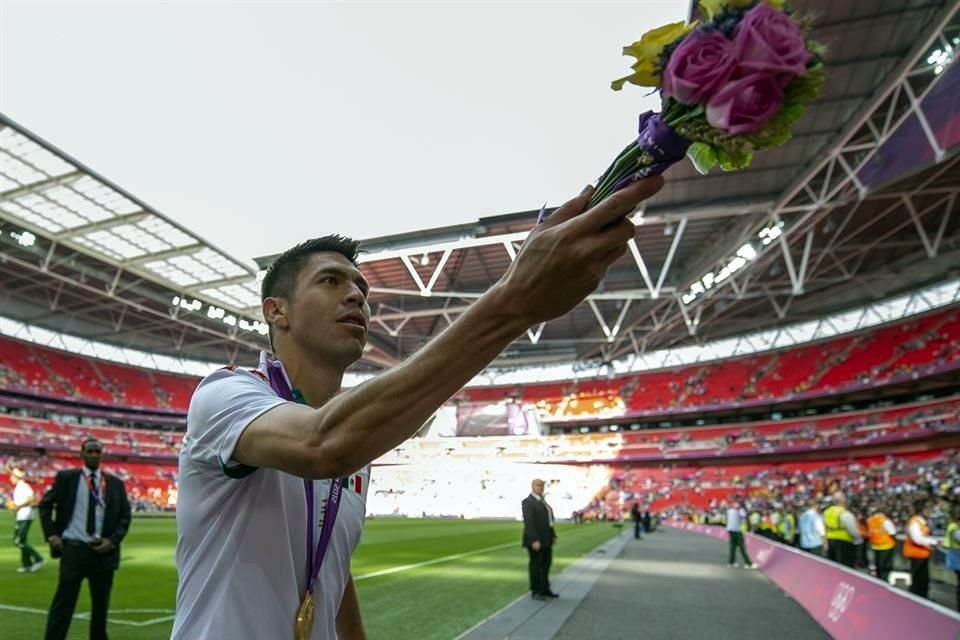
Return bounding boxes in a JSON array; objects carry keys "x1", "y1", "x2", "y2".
[
  {"x1": 39, "y1": 438, "x2": 131, "y2": 640},
  {"x1": 522, "y1": 478, "x2": 557, "y2": 600}
]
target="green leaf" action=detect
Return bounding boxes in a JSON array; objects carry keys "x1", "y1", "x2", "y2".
[
  {"x1": 687, "y1": 142, "x2": 718, "y2": 175},
  {"x1": 716, "y1": 146, "x2": 754, "y2": 171},
  {"x1": 784, "y1": 64, "x2": 825, "y2": 104},
  {"x1": 782, "y1": 103, "x2": 805, "y2": 123}
]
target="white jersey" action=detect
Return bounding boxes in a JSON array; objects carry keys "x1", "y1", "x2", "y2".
[
  {"x1": 14, "y1": 480, "x2": 34, "y2": 521},
  {"x1": 172, "y1": 360, "x2": 370, "y2": 640}
]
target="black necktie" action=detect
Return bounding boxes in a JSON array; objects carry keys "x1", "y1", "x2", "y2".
[{"x1": 86, "y1": 473, "x2": 97, "y2": 536}]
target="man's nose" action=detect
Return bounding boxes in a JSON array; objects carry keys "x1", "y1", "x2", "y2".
[{"x1": 343, "y1": 286, "x2": 366, "y2": 308}]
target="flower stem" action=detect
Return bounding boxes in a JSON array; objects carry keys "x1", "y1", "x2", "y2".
[{"x1": 588, "y1": 142, "x2": 644, "y2": 208}]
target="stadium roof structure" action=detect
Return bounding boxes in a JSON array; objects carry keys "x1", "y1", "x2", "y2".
[{"x1": 2, "y1": 0, "x2": 959, "y2": 377}]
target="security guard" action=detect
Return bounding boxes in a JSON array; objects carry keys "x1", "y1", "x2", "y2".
[
  {"x1": 903, "y1": 498, "x2": 939, "y2": 599},
  {"x1": 779, "y1": 505, "x2": 796, "y2": 546},
  {"x1": 943, "y1": 503, "x2": 959, "y2": 611},
  {"x1": 866, "y1": 505, "x2": 897, "y2": 583},
  {"x1": 823, "y1": 492, "x2": 862, "y2": 568}
]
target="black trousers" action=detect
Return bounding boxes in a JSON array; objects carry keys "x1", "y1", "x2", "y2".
[
  {"x1": 873, "y1": 548, "x2": 894, "y2": 583},
  {"x1": 527, "y1": 545, "x2": 552, "y2": 595},
  {"x1": 908, "y1": 557, "x2": 930, "y2": 599},
  {"x1": 633, "y1": 520, "x2": 642, "y2": 539},
  {"x1": 954, "y1": 571, "x2": 959, "y2": 611},
  {"x1": 13, "y1": 519, "x2": 43, "y2": 568},
  {"x1": 728, "y1": 531, "x2": 751, "y2": 565},
  {"x1": 827, "y1": 539, "x2": 856, "y2": 568},
  {"x1": 45, "y1": 543, "x2": 115, "y2": 640}
]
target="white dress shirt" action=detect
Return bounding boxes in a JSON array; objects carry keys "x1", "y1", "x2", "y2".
[
  {"x1": 531, "y1": 492, "x2": 555, "y2": 526},
  {"x1": 63, "y1": 468, "x2": 104, "y2": 542}
]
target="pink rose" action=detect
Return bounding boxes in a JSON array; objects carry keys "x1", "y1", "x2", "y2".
[
  {"x1": 706, "y1": 74, "x2": 784, "y2": 135},
  {"x1": 734, "y1": 3, "x2": 812, "y2": 83},
  {"x1": 663, "y1": 31, "x2": 738, "y2": 105}
]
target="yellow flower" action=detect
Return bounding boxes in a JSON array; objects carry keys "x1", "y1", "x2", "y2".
[
  {"x1": 611, "y1": 21, "x2": 695, "y2": 91},
  {"x1": 699, "y1": 0, "x2": 784, "y2": 20}
]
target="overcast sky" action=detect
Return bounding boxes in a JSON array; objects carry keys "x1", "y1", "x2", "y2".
[{"x1": 1, "y1": 1, "x2": 687, "y2": 264}]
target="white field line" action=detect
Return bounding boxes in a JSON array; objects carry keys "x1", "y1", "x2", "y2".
[
  {"x1": 355, "y1": 523, "x2": 605, "y2": 581},
  {"x1": 355, "y1": 541, "x2": 516, "y2": 580},
  {"x1": 0, "y1": 604, "x2": 175, "y2": 627}
]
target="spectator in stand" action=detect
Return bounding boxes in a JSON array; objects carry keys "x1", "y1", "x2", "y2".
[
  {"x1": 799, "y1": 498, "x2": 827, "y2": 557},
  {"x1": 866, "y1": 504, "x2": 897, "y2": 583},
  {"x1": 8, "y1": 468, "x2": 45, "y2": 573},
  {"x1": 726, "y1": 500, "x2": 755, "y2": 569},
  {"x1": 903, "y1": 498, "x2": 939, "y2": 599},
  {"x1": 824, "y1": 492, "x2": 862, "y2": 568}
]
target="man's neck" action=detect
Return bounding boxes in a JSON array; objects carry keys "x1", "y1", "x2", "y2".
[
  {"x1": 84, "y1": 466, "x2": 98, "y2": 475},
  {"x1": 274, "y1": 347, "x2": 344, "y2": 408}
]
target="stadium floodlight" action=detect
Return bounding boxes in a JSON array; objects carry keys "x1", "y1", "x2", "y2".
[
  {"x1": 13, "y1": 230, "x2": 35, "y2": 247},
  {"x1": 736, "y1": 243, "x2": 757, "y2": 260},
  {"x1": 759, "y1": 221, "x2": 785, "y2": 245},
  {"x1": 207, "y1": 305, "x2": 225, "y2": 320}
]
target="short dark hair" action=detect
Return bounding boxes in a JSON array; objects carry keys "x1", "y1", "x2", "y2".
[
  {"x1": 261, "y1": 235, "x2": 361, "y2": 302},
  {"x1": 260, "y1": 235, "x2": 362, "y2": 348},
  {"x1": 81, "y1": 438, "x2": 102, "y2": 452}
]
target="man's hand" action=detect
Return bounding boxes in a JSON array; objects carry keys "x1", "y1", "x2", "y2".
[
  {"x1": 501, "y1": 177, "x2": 664, "y2": 325},
  {"x1": 92, "y1": 538, "x2": 114, "y2": 554},
  {"x1": 48, "y1": 535, "x2": 63, "y2": 552},
  {"x1": 531, "y1": 540, "x2": 541, "y2": 551}
]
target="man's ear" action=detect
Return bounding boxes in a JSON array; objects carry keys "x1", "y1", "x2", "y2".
[{"x1": 262, "y1": 297, "x2": 290, "y2": 332}]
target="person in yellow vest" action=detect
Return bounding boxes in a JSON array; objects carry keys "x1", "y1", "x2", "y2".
[
  {"x1": 823, "y1": 492, "x2": 862, "y2": 568},
  {"x1": 943, "y1": 503, "x2": 960, "y2": 611},
  {"x1": 903, "y1": 498, "x2": 940, "y2": 599},
  {"x1": 779, "y1": 504, "x2": 797, "y2": 547},
  {"x1": 866, "y1": 504, "x2": 897, "y2": 583}
]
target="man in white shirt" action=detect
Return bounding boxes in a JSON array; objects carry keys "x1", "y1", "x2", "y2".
[
  {"x1": 8, "y1": 468, "x2": 44, "y2": 573},
  {"x1": 172, "y1": 177, "x2": 665, "y2": 639},
  {"x1": 798, "y1": 498, "x2": 827, "y2": 557},
  {"x1": 726, "y1": 500, "x2": 755, "y2": 568}
]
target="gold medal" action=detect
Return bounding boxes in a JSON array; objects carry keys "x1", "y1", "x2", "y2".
[{"x1": 294, "y1": 592, "x2": 315, "y2": 640}]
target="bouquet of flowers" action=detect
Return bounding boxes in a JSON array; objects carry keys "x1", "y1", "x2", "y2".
[{"x1": 587, "y1": 0, "x2": 825, "y2": 208}]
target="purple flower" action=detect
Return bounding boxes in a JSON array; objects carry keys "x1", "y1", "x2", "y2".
[
  {"x1": 706, "y1": 74, "x2": 784, "y2": 135},
  {"x1": 734, "y1": 3, "x2": 812, "y2": 84},
  {"x1": 663, "y1": 31, "x2": 738, "y2": 105}
]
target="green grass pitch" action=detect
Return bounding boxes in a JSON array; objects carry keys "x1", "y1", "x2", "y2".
[{"x1": 1, "y1": 512, "x2": 620, "y2": 639}]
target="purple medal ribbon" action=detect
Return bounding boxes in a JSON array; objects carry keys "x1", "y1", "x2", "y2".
[{"x1": 266, "y1": 363, "x2": 344, "y2": 595}]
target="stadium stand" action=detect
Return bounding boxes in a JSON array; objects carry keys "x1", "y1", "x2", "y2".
[
  {"x1": 459, "y1": 306, "x2": 960, "y2": 418},
  {"x1": 2, "y1": 304, "x2": 958, "y2": 417}
]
